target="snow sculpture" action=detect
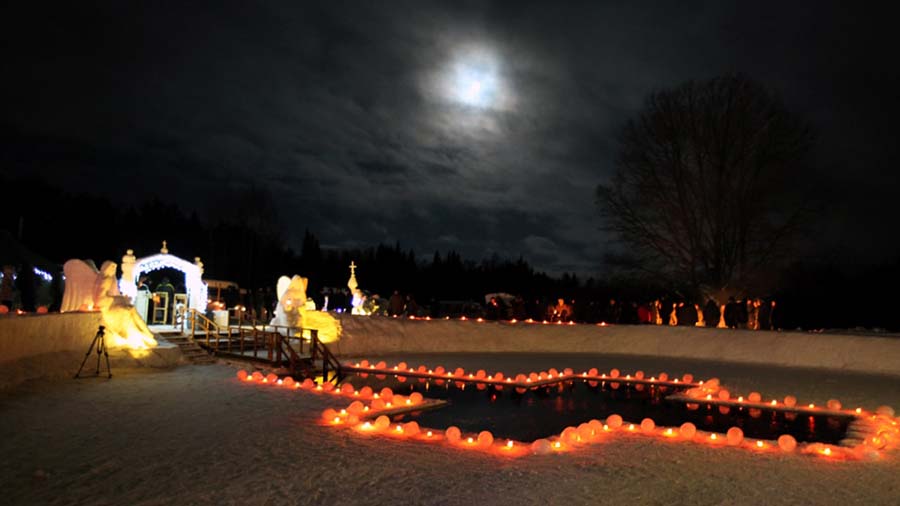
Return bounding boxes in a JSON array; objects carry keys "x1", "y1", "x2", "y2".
[
  {"x1": 61, "y1": 259, "x2": 100, "y2": 312},
  {"x1": 347, "y1": 261, "x2": 369, "y2": 315},
  {"x1": 270, "y1": 274, "x2": 342, "y2": 343},
  {"x1": 271, "y1": 275, "x2": 308, "y2": 328},
  {"x1": 61, "y1": 259, "x2": 157, "y2": 349}
]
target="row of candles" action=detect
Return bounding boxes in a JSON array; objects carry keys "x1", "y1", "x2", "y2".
[
  {"x1": 344, "y1": 360, "x2": 895, "y2": 421},
  {"x1": 236, "y1": 361, "x2": 899, "y2": 460}
]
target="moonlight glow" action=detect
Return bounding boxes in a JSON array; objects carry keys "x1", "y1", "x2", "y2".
[
  {"x1": 438, "y1": 47, "x2": 504, "y2": 110},
  {"x1": 454, "y1": 63, "x2": 497, "y2": 108}
]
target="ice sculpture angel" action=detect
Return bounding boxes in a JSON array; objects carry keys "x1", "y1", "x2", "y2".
[
  {"x1": 61, "y1": 259, "x2": 100, "y2": 312},
  {"x1": 61, "y1": 259, "x2": 157, "y2": 349}
]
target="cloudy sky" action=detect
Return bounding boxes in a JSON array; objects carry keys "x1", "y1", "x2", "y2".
[{"x1": 3, "y1": 1, "x2": 899, "y2": 275}]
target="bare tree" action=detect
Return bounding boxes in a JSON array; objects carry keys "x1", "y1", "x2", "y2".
[{"x1": 596, "y1": 75, "x2": 813, "y2": 295}]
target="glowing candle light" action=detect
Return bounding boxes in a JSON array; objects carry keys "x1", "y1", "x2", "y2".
[
  {"x1": 628, "y1": 424, "x2": 635, "y2": 431},
  {"x1": 679, "y1": 422, "x2": 696, "y2": 439},
  {"x1": 822, "y1": 447, "x2": 832, "y2": 456},
  {"x1": 756, "y1": 441, "x2": 765, "y2": 449},
  {"x1": 333, "y1": 417, "x2": 341, "y2": 424},
  {"x1": 710, "y1": 434, "x2": 718, "y2": 441},
  {"x1": 777, "y1": 434, "x2": 797, "y2": 452},
  {"x1": 467, "y1": 437, "x2": 474, "y2": 444},
  {"x1": 554, "y1": 442, "x2": 561, "y2": 449},
  {"x1": 363, "y1": 422, "x2": 372, "y2": 430},
  {"x1": 426, "y1": 431, "x2": 433, "y2": 437},
  {"x1": 506, "y1": 440, "x2": 514, "y2": 449},
  {"x1": 770, "y1": 400, "x2": 777, "y2": 405},
  {"x1": 856, "y1": 408, "x2": 862, "y2": 414}
]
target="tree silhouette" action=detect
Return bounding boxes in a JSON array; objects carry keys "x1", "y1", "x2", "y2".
[{"x1": 596, "y1": 74, "x2": 813, "y2": 295}]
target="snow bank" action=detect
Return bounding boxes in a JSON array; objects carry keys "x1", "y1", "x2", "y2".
[
  {"x1": 0, "y1": 313, "x2": 182, "y2": 389},
  {"x1": 3, "y1": 364, "x2": 898, "y2": 506},
  {"x1": 333, "y1": 315, "x2": 900, "y2": 376}
]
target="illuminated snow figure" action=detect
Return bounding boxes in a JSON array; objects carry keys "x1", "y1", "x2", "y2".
[
  {"x1": 271, "y1": 275, "x2": 342, "y2": 343},
  {"x1": 61, "y1": 259, "x2": 158, "y2": 350},
  {"x1": 61, "y1": 259, "x2": 100, "y2": 311},
  {"x1": 272, "y1": 275, "x2": 308, "y2": 329},
  {"x1": 347, "y1": 261, "x2": 369, "y2": 316}
]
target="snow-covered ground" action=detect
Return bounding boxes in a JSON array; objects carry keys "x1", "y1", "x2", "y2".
[{"x1": 2, "y1": 355, "x2": 899, "y2": 506}]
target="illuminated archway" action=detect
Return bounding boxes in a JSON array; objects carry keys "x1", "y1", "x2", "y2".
[{"x1": 118, "y1": 242, "x2": 208, "y2": 314}]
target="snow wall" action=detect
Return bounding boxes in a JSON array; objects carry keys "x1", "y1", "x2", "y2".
[
  {"x1": 0, "y1": 313, "x2": 182, "y2": 389},
  {"x1": 333, "y1": 315, "x2": 900, "y2": 377}
]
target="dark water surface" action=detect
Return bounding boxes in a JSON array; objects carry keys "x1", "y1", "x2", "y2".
[{"x1": 347, "y1": 372, "x2": 852, "y2": 443}]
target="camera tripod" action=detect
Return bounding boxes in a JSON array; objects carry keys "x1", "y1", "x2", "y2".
[{"x1": 75, "y1": 325, "x2": 112, "y2": 379}]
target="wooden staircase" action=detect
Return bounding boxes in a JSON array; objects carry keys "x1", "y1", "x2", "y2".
[{"x1": 164, "y1": 334, "x2": 217, "y2": 365}]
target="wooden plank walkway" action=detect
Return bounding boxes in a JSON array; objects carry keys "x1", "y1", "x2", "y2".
[
  {"x1": 664, "y1": 393, "x2": 858, "y2": 419},
  {"x1": 343, "y1": 366, "x2": 701, "y2": 390}
]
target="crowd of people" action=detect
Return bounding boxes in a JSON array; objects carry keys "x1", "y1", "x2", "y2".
[{"x1": 446, "y1": 294, "x2": 782, "y2": 331}]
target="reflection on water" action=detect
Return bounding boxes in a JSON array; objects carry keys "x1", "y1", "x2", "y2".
[{"x1": 348, "y1": 373, "x2": 851, "y2": 443}]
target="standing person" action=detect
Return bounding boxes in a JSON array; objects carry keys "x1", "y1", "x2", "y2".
[
  {"x1": 389, "y1": 290, "x2": 404, "y2": 316},
  {"x1": 737, "y1": 298, "x2": 749, "y2": 329},
  {"x1": 17, "y1": 262, "x2": 36, "y2": 312},
  {"x1": 550, "y1": 298, "x2": 571, "y2": 322},
  {"x1": 676, "y1": 301, "x2": 696, "y2": 326},
  {"x1": 668, "y1": 302, "x2": 678, "y2": 326},
  {"x1": 769, "y1": 300, "x2": 780, "y2": 330},
  {"x1": 637, "y1": 302, "x2": 651, "y2": 324},
  {"x1": 758, "y1": 298, "x2": 772, "y2": 330},
  {"x1": 605, "y1": 298, "x2": 621, "y2": 324},
  {"x1": 724, "y1": 297, "x2": 739, "y2": 329},
  {"x1": 651, "y1": 299, "x2": 663, "y2": 325},
  {"x1": 405, "y1": 294, "x2": 418, "y2": 317},
  {"x1": 747, "y1": 298, "x2": 760, "y2": 330},
  {"x1": 0, "y1": 265, "x2": 15, "y2": 310},
  {"x1": 511, "y1": 295, "x2": 526, "y2": 320},
  {"x1": 702, "y1": 299, "x2": 720, "y2": 328}
]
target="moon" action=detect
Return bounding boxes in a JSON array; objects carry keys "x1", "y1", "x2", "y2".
[
  {"x1": 443, "y1": 49, "x2": 501, "y2": 109},
  {"x1": 454, "y1": 64, "x2": 496, "y2": 108}
]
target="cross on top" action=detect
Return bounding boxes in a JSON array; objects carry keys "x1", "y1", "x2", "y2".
[
  {"x1": 161, "y1": 240, "x2": 169, "y2": 254},
  {"x1": 349, "y1": 261, "x2": 357, "y2": 277}
]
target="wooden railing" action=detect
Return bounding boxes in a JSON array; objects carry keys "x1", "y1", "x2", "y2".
[
  {"x1": 187, "y1": 310, "x2": 341, "y2": 382},
  {"x1": 189, "y1": 309, "x2": 232, "y2": 350}
]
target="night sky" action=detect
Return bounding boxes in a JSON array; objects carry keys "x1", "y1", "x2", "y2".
[{"x1": 3, "y1": 1, "x2": 899, "y2": 276}]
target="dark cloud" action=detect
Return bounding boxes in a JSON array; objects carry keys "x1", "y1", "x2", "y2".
[{"x1": 3, "y1": 0, "x2": 899, "y2": 275}]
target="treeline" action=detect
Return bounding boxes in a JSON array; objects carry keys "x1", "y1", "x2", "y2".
[
  {"x1": 4, "y1": 174, "x2": 900, "y2": 331},
  {"x1": 0, "y1": 175, "x2": 593, "y2": 304}
]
